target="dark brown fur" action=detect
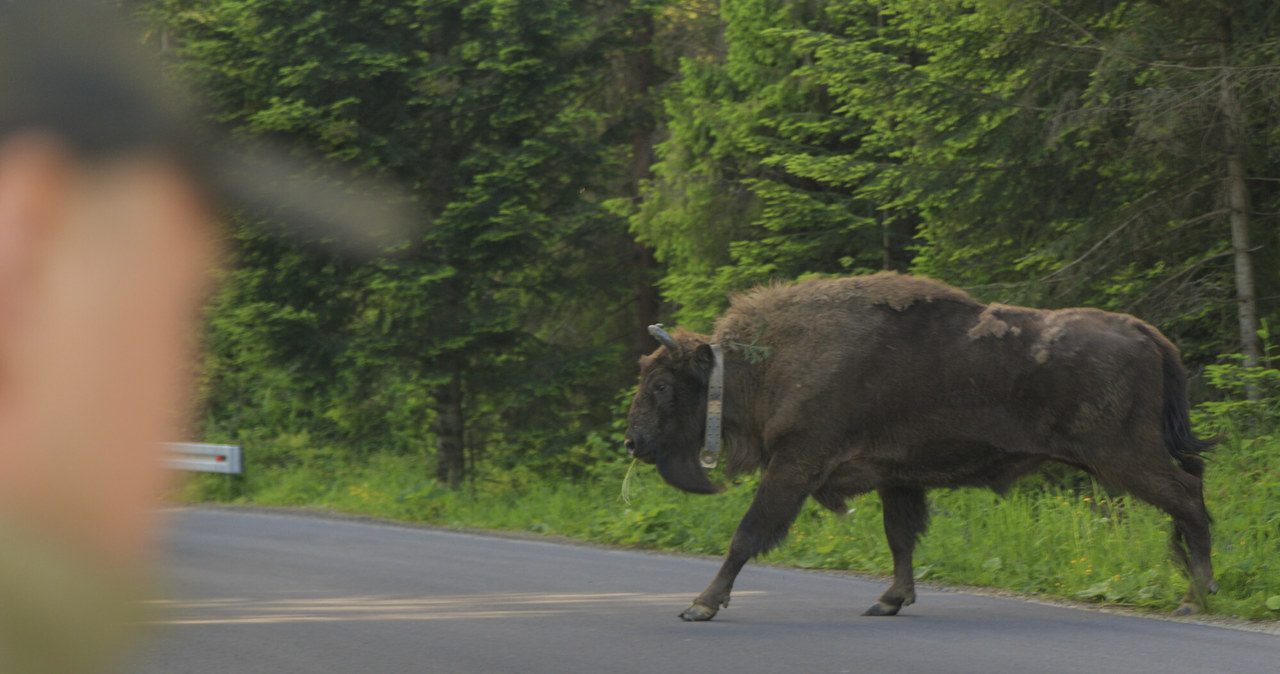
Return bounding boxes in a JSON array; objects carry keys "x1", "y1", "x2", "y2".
[{"x1": 625, "y1": 272, "x2": 1216, "y2": 621}]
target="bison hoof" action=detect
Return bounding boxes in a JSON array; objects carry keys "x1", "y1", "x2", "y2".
[
  {"x1": 679, "y1": 603, "x2": 719, "y2": 622},
  {"x1": 862, "y1": 601, "x2": 902, "y2": 617},
  {"x1": 1173, "y1": 602, "x2": 1200, "y2": 617}
]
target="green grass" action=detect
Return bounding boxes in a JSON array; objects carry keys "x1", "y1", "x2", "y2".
[{"x1": 178, "y1": 429, "x2": 1280, "y2": 622}]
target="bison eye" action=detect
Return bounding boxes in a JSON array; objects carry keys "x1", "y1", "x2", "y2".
[{"x1": 655, "y1": 383, "x2": 668, "y2": 392}]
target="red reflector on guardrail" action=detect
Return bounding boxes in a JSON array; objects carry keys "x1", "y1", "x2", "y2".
[{"x1": 163, "y1": 443, "x2": 243, "y2": 474}]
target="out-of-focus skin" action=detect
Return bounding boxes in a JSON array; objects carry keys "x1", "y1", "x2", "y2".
[{"x1": 0, "y1": 134, "x2": 223, "y2": 572}]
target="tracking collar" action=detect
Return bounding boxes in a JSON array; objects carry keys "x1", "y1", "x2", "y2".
[{"x1": 701, "y1": 345, "x2": 724, "y2": 469}]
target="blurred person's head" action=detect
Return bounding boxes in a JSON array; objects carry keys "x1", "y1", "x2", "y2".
[{"x1": 0, "y1": 2, "x2": 410, "y2": 670}]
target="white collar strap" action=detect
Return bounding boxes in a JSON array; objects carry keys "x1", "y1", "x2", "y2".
[{"x1": 700, "y1": 344, "x2": 724, "y2": 469}]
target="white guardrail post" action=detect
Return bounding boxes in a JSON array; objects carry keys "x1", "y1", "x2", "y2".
[{"x1": 163, "y1": 442, "x2": 243, "y2": 474}]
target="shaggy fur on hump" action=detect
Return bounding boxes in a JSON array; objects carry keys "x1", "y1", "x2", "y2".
[{"x1": 715, "y1": 272, "x2": 977, "y2": 348}]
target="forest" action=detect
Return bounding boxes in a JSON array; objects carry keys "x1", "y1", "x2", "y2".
[{"x1": 145, "y1": 1, "x2": 1280, "y2": 617}]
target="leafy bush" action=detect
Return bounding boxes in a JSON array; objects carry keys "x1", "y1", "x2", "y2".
[{"x1": 1195, "y1": 361, "x2": 1280, "y2": 436}]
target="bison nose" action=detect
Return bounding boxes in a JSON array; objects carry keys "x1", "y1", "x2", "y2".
[{"x1": 624, "y1": 437, "x2": 655, "y2": 463}]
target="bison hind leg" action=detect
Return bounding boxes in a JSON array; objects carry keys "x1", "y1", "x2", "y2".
[
  {"x1": 1095, "y1": 456, "x2": 1215, "y2": 615},
  {"x1": 1170, "y1": 512, "x2": 1219, "y2": 616}
]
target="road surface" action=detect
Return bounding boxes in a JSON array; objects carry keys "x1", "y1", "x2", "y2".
[{"x1": 130, "y1": 508, "x2": 1279, "y2": 673}]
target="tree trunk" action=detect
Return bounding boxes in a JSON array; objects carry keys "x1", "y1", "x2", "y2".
[
  {"x1": 635, "y1": 242, "x2": 661, "y2": 357},
  {"x1": 1219, "y1": 16, "x2": 1262, "y2": 386},
  {"x1": 626, "y1": 6, "x2": 662, "y2": 363},
  {"x1": 881, "y1": 211, "x2": 916, "y2": 273},
  {"x1": 434, "y1": 367, "x2": 466, "y2": 490}
]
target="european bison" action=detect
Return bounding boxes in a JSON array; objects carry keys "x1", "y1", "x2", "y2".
[{"x1": 624, "y1": 272, "x2": 1215, "y2": 621}]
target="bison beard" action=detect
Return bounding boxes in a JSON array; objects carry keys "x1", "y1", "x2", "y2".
[
  {"x1": 655, "y1": 448, "x2": 721, "y2": 495},
  {"x1": 624, "y1": 272, "x2": 1217, "y2": 622}
]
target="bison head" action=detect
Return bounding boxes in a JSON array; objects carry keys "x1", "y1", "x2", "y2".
[{"x1": 624, "y1": 325, "x2": 723, "y2": 495}]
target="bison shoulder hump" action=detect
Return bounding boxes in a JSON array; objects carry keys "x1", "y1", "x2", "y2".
[
  {"x1": 726, "y1": 273, "x2": 975, "y2": 316},
  {"x1": 857, "y1": 273, "x2": 976, "y2": 311},
  {"x1": 714, "y1": 273, "x2": 979, "y2": 346}
]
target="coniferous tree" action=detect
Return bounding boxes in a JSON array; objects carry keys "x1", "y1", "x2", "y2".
[{"x1": 152, "y1": 0, "x2": 632, "y2": 486}]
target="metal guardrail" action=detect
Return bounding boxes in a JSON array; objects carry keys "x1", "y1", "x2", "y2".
[{"x1": 163, "y1": 442, "x2": 243, "y2": 474}]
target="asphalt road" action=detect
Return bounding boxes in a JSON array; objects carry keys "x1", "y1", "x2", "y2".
[{"x1": 129, "y1": 508, "x2": 1279, "y2": 673}]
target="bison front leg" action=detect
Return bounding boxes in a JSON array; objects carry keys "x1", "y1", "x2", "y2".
[
  {"x1": 680, "y1": 467, "x2": 813, "y2": 621},
  {"x1": 864, "y1": 486, "x2": 929, "y2": 617}
]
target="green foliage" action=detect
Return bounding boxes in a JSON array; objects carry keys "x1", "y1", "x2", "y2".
[
  {"x1": 153, "y1": 0, "x2": 1280, "y2": 489},
  {"x1": 631, "y1": 0, "x2": 887, "y2": 330},
  {"x1": 150, "y1": 0, "x2": 640, "y2": 483},
  {"x1": 633, "y1": 0, "x2": 1280, "y2": 365},
  {"x1": 1196, "y1": 363, "x2": 1280, "y2": 434}
]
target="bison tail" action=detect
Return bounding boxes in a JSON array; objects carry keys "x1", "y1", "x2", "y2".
[{"x1": 1143, "y1": 326, "x2": 1215, "y2": 478}]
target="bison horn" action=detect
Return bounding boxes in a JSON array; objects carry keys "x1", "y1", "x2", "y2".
[{"x1": 648, "y1": 324, "x2": 683, "y2": 359}]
